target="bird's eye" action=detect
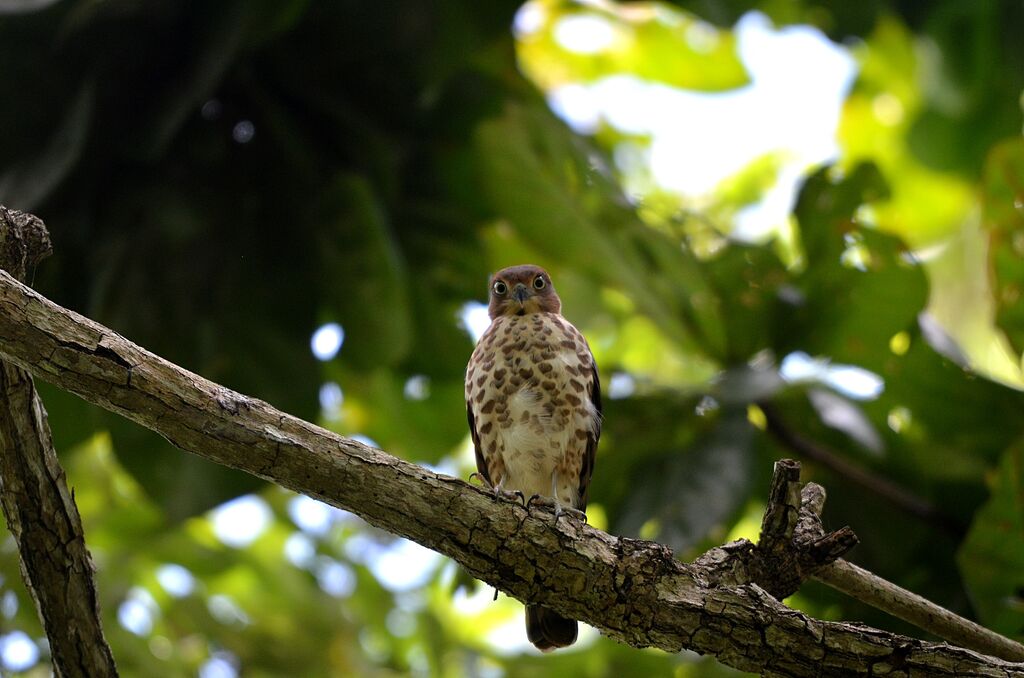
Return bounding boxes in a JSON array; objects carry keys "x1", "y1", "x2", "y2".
[
  {"x1": 493, "y1": 281, "x2": 508, "y2": 295},
  {"x1": 533, "y1": 276, "x2": 546, "y2": 290}
]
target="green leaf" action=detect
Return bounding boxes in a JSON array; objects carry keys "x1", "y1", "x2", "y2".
[
  {"x1": 982, "y1": 138, "x2": 1024, "y2": 357},
  {"x1": 785, "y1": 164, "x2": 928, "y2": 373},
  {"x1": 958, "y1": 440, "x2": 1024, "y2": 637},
  {"x1": 243, "y1": 0, "x2": 312, "y2": 47},
  {"x1": 517, "y1": 2, "x2": 749, "y2": 92},
  {"x1": 702, "y1": 242, "x2": 791, "y2": 362}
]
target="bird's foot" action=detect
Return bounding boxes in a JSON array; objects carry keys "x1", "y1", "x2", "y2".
[
  {"x1": 470, "y1": 473, "x2": 526, "y2": 506},
  {"x1": 525, "y1": 494, "x2": 587, "y2": 523}
]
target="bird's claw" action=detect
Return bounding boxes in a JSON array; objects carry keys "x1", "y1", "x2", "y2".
[
  {"x1": 497, "y1": 488, "x2": 526, "y2": 506},
  {"x1": 470, "y1": 473, "x2": 527, "y2": 506},
  {"x1": 525, "y1": 494, "x2": 587, "y2": 523}
]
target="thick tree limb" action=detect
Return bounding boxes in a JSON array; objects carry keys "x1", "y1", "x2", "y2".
[
  {"x1": 0, "y1": 249, "x2": 1022, "y2": 674},
  {"x1": 0, "y1": 207, "x2": 118, "y2": 677}
]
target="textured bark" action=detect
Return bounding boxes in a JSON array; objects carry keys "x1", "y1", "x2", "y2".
[
  {"x1": 0, "y1": 269, "x2": 1022, "y2": 676},
  {"x1": 0, "y1": 207, "x2": 118, "y2": 677}
]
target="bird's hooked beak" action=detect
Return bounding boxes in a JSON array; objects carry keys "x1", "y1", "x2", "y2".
[{"x1": 512, "y1": 283, "x2": 529, "y2": 305}]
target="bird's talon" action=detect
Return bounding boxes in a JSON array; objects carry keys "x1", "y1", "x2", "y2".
[
  {"x1": 564, "y1": 506, "x2": 588, "y2": 522},
  {"x1": 488, "y1": 487, "x2": 525, "y2": 505}
]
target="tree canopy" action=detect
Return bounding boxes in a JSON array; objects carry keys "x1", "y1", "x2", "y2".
[{"x1": 0, "y1": 0, "x2": 1022, "y2": 676}]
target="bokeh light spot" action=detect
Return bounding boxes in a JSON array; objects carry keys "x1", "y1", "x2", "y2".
[
  {"x1": 0, "y1": 631, "x2": 38, "y2": 672},
  {"x1": 311, "y1": 323, "x2": 345, "y2": 361},
  {"x1": 231, "y1": 120, "x2": 255, "y2": 143},
  {"x1": 156, "y1": 564, "x2": 196, "y2": 598},
  {"x1": 459, "y1": 302, "x2": 491, "y2": 343},
  {"x1": 210, "y1": 495, "x2": 271, "y2": 548}
]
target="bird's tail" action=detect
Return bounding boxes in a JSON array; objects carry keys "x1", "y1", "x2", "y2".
[{"x1": 525, "y1": 604, "x2": 578, "y2": 652}]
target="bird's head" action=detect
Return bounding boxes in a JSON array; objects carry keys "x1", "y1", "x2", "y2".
[{"x1": 487, "y1": 264, "x2": 561, "y2": 319}]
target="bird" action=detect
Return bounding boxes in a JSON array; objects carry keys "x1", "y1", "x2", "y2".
[{"x1": 465, "y1": 263, "x2": 602, "y2": 652}]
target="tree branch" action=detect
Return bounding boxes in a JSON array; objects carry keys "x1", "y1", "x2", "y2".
[
  {"x1": 0, "y1": 221, "x2": 1022, "y2": 675},
  {"x1": 762, "y1": 463, "x2": 1024, "y2": 663},
  {"x1": 0, "y1": 207, "x2": 118, "y2": 677}
]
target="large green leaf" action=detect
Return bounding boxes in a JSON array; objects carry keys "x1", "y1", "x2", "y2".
[
  {"x1": 602, "y1": 399, "x2": 756, "y2": 555},
  {"x1": 982, "y1": 138, "x2": 1024, "y2": 358},
  {"x1": 958, "y1": 439, "x2": 1024, "y2": 637},
  {"x1": 784, "y1": 163, "x2": 929, "y2": 373},
  {"x1": 701, "y1": 241, "x2": 790, "y2": 362}
]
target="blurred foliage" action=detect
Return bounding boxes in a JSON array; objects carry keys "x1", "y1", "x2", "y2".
[
  {"x1": 516, "y1": 1, "x2": 749, "y2": 92},
  {"x1": 0, "y1": 0, "x2": 1023, "y2": 676}
]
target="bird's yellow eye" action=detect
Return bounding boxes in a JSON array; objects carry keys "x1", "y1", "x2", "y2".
[
  {"x1": 533, "y1": 276, "x2": 546, "y2": 290},
  {"x1": 493, "y1": 281, "x2": 508, "y2": 295}
]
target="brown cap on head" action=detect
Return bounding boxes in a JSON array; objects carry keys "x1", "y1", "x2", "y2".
[{"x1": 487, "y1": 264, "x2": 561, "y2": 319}]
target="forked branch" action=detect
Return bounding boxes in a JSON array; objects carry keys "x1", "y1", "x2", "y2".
[{"x1": 0, "y1": 208, "x2": 1022, "y2": 677}]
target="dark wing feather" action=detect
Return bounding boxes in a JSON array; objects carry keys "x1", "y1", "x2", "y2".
[
  {"x1": 468, "y1": 404, "x2": 491, "y2": 485},
  {"x1": 576, "y1": 360, "x2": 602, "y2": 510}
]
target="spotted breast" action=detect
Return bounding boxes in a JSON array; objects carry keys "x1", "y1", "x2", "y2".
[{"x1": 466, "y1": 311, "x2": 600, "y2": 509}]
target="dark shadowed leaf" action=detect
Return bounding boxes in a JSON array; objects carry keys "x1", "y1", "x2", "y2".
[
  {"x1": 133, "y1": 2, "x2": 248, "y2": 159},
  {"x1": 958, "y1": 439, "x2": 1024, "y2": 637},
  {"x1": 318, "y1": 173, "x2": 413, "y2": 370},
  {"x1": 0, "y1": 81, "x2": 93, "y2": 210},
  {"x1": 614, "y1": 407, "x2": 755, "y2": 554},
  {"x1": 701, "y1": 242, "x2": 791, "y2": 362}
]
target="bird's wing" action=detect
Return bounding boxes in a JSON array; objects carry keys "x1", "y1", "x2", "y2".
[
  {"x1": 576, "y1": 359, "x2": 602, "y2": 511},
  {"x1": 467, "y1": 403, "x2": 491, "y2": 486}
]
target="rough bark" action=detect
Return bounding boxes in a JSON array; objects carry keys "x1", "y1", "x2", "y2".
[
  {"x1": 0, "y1": 267, "x2": 1022, "y2": 676},
  {"x1": 0, "y1": 207, "x2": 118, "y2": 677}
]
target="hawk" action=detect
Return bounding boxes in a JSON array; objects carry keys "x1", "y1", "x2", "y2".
[{"x1": 465, "y1": 264, "x2": 602, "y2": 652}]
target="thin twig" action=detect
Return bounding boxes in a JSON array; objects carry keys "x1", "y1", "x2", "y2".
[{"x1": 815, "y1": 559, "x2": 1024, "y2": 662}]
